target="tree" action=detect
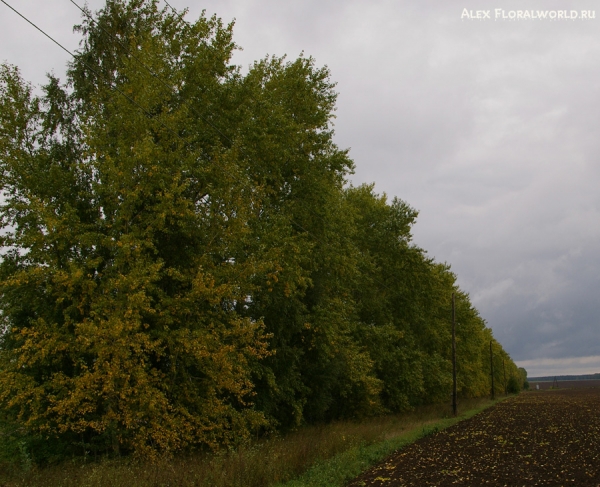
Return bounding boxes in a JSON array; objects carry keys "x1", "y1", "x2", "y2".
[
  {"x1": 1, "y1": 0, "x2": 523, "y2": 460},
  {"x1": 0, "y1": 0, "x2": 381, "y2": 456},
  {"x1": 235, "y1": 58, "x2": 383, "y2": 426},
  {"x1": 0, "y1": 1, "x2": 275, "y2": 457}
]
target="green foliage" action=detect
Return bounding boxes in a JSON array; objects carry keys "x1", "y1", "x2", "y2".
[
  {"x1": 0, "y1": 0, "x2": 520, "y2": 462},
  {"x1": 0, "y1": 2, "x2": 272, "y2": 458},
  {"x1": 507, "y1": 376, "x2": 521, "y2": 394}
]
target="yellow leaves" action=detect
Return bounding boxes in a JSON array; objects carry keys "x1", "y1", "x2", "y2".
[{"x1": 1, "y1": 301, "x2": 273, "y2": 454}]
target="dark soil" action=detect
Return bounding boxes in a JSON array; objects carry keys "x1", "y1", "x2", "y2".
[{"x1": 347, "y1": 388, "x2": 600, "y2": 486}]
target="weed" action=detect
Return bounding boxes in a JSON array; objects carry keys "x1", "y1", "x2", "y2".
[{"x1": 0, "y1": 397, "x2": 501, "y2": 487}]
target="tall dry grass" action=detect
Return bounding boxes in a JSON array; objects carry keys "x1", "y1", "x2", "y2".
[{"x1": 0, "y1": 397, "x2": 494, "y2": 487}]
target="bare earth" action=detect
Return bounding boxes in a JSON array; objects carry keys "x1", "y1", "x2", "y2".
[{"x1": 347, "y1": 388, "x2": 600, "y2": 486}]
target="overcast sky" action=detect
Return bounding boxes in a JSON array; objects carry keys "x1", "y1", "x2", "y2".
[{"x1": 1, "y1": 0, "x2": 599, "y2": 377}]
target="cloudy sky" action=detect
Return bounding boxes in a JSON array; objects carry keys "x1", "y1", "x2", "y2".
[{"x1": 1, "y1": 0, "x2": 599, "y2": 377}]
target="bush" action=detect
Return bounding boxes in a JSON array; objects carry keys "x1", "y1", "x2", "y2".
[{"x1": 507, "y1": 376, "x2": 521, "y2": 394}]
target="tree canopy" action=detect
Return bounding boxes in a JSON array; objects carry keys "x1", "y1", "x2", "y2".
[{"x1": 0, "y1": 0, "x2": 522, "y2": 460}]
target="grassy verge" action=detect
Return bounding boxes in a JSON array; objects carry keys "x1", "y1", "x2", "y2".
[
  {"x1": 274, "y1": 397, "x2": 507, "y2": 487},
  {"x1": 0, "y1": 397, "x2": 507, "y2": 487}
]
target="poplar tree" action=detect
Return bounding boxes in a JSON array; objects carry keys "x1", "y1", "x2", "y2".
[{"x1": 0, "y1": 1, "x2": 274, "y2": 456}]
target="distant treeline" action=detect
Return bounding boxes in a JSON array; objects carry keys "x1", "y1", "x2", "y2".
[
  {"x1": 529, "y1": 373, "x2": 600, "y2": 382},
  {"x1": 0, "y1": 0, "x2": 522, "y2": 460}
]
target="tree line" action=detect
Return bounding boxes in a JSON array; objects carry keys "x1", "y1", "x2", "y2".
[{"x1": 0, "y1": 0, "x2": 523, "y2": 460}]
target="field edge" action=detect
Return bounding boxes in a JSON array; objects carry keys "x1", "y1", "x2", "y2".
[{"x1": 274, "y1": 396, "x2": 511, "y2": 487}]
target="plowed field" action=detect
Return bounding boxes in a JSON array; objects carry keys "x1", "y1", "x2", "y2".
[{"x1": 347, "y1": 388, "x2": 600, "y2": 486}]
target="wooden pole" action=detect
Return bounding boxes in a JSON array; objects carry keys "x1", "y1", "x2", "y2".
[
  {"x1": 490, "y1": 341, "x2": 495, "y2": 400},
  {"x1": 503, "y1": 359, "x2": 507, "y2": 396},
  {"x1": 452, "y1": 293, "x2": 457, "y2": 416}
]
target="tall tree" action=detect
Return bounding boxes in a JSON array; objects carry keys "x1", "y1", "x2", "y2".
[
  {"x1": 0, "y1": 0, "x2": 523, "y2": 460},
  {"x1": 0, "y1": 1, "x2": 274, "y2": 457}
]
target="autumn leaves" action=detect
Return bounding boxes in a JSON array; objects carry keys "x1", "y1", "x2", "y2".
[{"x1": 0, "y1": 0, "x2": 519, "y2": 459}]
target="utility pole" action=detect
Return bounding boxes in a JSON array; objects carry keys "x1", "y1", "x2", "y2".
[
  {"x1": 503, "y1": 359, "x2": 507, "y2": 396},
  {"x1": 452, "y1": 293, "x2": 457, "y2": 416},
  {"x1": 490, "y1": 341, "x2": 495, "y2": 400}
]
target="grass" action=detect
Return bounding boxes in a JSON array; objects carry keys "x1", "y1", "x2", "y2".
[
  {"x1": 0, "y1": 397, "x2": 506, "y2": 487},
  {"x1": 274, "y1": 397, "x2": 506, "y2": 487}
]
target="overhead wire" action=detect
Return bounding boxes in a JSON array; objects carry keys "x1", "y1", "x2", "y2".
[
  {"x1": 1, "y1": 0, "x2": 423, "y2": 301},
  {"x1": 1, "y1": 2, "x2": 501, "y2": 421},
  {"x1": 0, "y1": 0, "x2": 261, "y2": 289}
]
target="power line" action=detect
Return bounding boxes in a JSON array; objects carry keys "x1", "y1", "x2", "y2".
[
  {"x1": 0, "y1": 0, "x2": 260, "y2": 288},
  {"x1": 2, "y1": 1, "x2": 491, "y2": 407},
  {"x1": 68, "y1": 0, "x2": 240, "y2": 155},
  {"x1": 66, "y1": 0, "x2": 335, "y2": 241},
  {"x1": 1, "y1": 0, "x2": 165, "y2": 135},
  {"x1": 66, "y1": 0, "x2": 401, "y2": 294},
  {"x1": 2, "y1": 0, "x2": 419, "y2": 303},
  {"x1": 68, "y1": 0, "x2": 327, "y2": 219},
  {"x1": 0, "y1": 3, "x2": 515, "y2": 436}
]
